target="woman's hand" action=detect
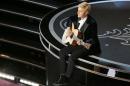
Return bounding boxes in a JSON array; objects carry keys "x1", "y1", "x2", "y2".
[
  {"x1": 83, "y1": 43, "x2": 91, "y2": 49},
  {"x1": 71, "y1": 23, "x2": 79, "y2": 36},
  {"x1": 77, "y1": 40, "x2": 81, "y2": 45},
  {"x1": 66, "y1": 27, "x2": 73, "y2": 37}
]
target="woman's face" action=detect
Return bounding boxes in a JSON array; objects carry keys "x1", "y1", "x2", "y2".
[{"x1": 77, "y1": 7, "x2": 88, "y2": 18}]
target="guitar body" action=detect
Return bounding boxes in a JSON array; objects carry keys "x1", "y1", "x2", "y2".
[{"x1": 70, "y1": 31, "x2": 84, "y2": 46}]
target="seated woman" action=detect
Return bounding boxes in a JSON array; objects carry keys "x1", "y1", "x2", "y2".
[{"x1": 53, "y1": 2, "x2": 101, "y2": 86}]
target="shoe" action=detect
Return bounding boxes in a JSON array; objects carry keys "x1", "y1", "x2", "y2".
[{"x1": 53, "y1": 75, "x2": 69, "y2": 86}]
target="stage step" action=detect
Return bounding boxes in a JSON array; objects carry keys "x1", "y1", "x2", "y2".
[
  {"x1": 0, "y1": 55, "x2": 46, "y2": 85},
  {"x1": 0, "y1": 25, "x2": 44, "y2": 50},
  {"x1": 0, "y1": 0, "x2": 54, "y2": 20},
  {"x1": 0, "y1": 39, "x2": 46, "y2": 68},
  {"x1": 19, "y1": 0, "x2": 74, "y2": 9},
  {"x1": 0, "y1": 10, "x2": 40, "y2": 33}
]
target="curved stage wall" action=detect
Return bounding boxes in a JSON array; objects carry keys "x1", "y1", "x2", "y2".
[{"x1": 39, "y1": 0, "x2": 130, "y2": 86}]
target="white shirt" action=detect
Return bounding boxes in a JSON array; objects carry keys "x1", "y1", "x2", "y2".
[{"x1": 78, "y1": 17, "x2": 87, "y2": 30}]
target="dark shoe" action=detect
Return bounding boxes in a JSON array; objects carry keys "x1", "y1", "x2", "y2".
[{"x1": 53, "y1": 75, "x2": 69, "y2": 86}]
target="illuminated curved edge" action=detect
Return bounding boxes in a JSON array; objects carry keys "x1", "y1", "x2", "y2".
[
  {"x1": 39, "y1": 34, "x2": 130, "y2": 82},
  {"x1": 39, "y1": 16, "x2": 60, "y2": 52}
]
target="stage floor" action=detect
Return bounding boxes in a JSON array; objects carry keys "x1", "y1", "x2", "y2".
[{"x1": 47, "y1": 0, "x2": 130, "y2": 65}]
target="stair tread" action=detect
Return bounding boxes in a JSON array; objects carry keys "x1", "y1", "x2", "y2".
[
  {"x1": 0, "y1": 25, "x2": 44, "y2": 51},
  {"x1": 0, "y1": 40, "x2": 45, "y2": 68},
  {"x1": 0, "y1": 56, "x2": 46, "y2": 84},
  {"x1": 0, "y1": 11, "x2": 39, "y2": 33},
  {"x1": 21, "y1": 0, "x2": 64, "y2": 9},
  {"x1": 0, "y1": 0, "x2": 53, "y2": 19}
]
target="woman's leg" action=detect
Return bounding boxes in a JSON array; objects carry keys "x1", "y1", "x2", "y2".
[
  {"x1": 65, "y1": 45, "x2": 89, "y2": 78},
  {"x1": 59, "y1": 45, "x2": 74, "y2": 75}
]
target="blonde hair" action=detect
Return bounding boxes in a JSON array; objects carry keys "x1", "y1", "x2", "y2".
[{"x1": 78, "y1": 2, "x2": 91, "y2": 12}]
